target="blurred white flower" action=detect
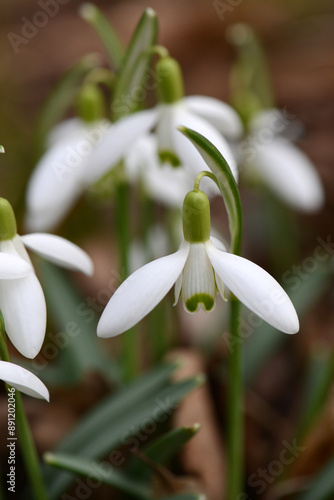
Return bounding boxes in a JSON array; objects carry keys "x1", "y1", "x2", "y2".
[
  {"x1": 239, "y1": 109, "x2": 325, "y2": 212},
  {"x1": 25, "y1": 118, "x2": 110, "y2": 232},
  {"x1": 86, "y1": 95, "x2": 242, "y2": 187}
]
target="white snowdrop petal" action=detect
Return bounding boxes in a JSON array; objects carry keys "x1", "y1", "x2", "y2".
[
  {"x1": 185, "y1": 95, "x2": 243, "y2": 139},
  {"x1": 21, "y1": 233, "x2": 94, "y2": 276},
  {"x1": 85, "y1": 108, "x2": 158, "y2": 184},
  {"x1": 206, "y1": 241, "x2": 299, "y2": 334},
  {"x1": 25, "y1": 124, "x2": 89, "y2": 232},
  {"x1": 0, "y1": 272, "x2": 47, "y2": 358},
  {"x1": 174, "y1": 274, "x2": 183, "y2": 306},
  {"x1": 0, "y1": 361, "x2": 49, "y2": 400},
  {"x1": 249, "y1": 109, "x2": 290, "y2": 136},
  {"x1": 181, "y1": 243, "x2": 216, "y2": 313},
  {"x1": 246, "y1": 137, "x2": 324, "y2": 212},
  {"x1": 97, "y1": 243, "x2": 190, "y2": 337},
  {"x1": 0, "y1": 250, "x2": 31, "y2": 279},
  {"x1": 172, "y1": 109, "x2": 239, "y2": 181}
]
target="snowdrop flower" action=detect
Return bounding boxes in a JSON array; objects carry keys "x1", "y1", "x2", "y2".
[
  {"x1": 26, "y1": 84, "x2": 111, "y2": 232},
  {"x1": 0, "y1": 361, "x2": 49, "y2": 400},
  {"x1": 26, "y1": 117, "x2": 111, "y2": 232},
  {"x1": 239, "y1": 109, "x2": 324, "y2": 212},
  {"x1": 125, "y1": 134, "x2": 195, "y2": 207},
  {"x1": 97, "y1": 188, "x2": 299, "y2": 338},
  {"x1": 0, "y1": 198, "x2": 93, "y2": 359},
  {"x1": 85, "y1": 57, "x2": 243, "y2": 186}
]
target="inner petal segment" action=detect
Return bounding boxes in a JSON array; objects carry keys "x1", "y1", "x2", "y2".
[{"x1": 181, "y1": 243, "x2": 216, "y2": 313}]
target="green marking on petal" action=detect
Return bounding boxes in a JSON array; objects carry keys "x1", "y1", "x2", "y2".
[
  {"x1": 0, "y1": 198, "x2": 17, "y2": 241},
  {"x1": 185, "y1": 293, "x2": 215, "y2": 313},
  {"x1": 158, "y1": 150, "x2": 181, "y2": 167}
]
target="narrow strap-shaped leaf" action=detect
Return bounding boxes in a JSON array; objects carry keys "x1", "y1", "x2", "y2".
[
  {"x1": 179, "y1": 127, "x2": 242, "y2": 255},
  {"x1": 45, "y1": 370, "x2": 203, "y2": 499},
  {"x1": 49, "y1": 362, "x2": 179, "y2": 454},
  {"x1": 79, "y1": 3, "x2": 124, "y2": 69},
  {"x1": 38, "y1": 261, "x2": 119, "y2": 385},
  {"x1": 298, "y1": 348, "x2": 334, "y2": 439},
  {"x1": 44, "y1": 452, "x2": 151, "y2": 499},
  {"x1": 33, "y1": 54, "x2": 101, "y2": 158},
  {"x1": 112, "y1": 8, "x2": 158, "y2": 120},
  {"x1": 128, "y1": 424, "x2": 201, "y2": 478}
]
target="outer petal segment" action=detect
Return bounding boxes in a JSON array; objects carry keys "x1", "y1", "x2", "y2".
[
  {"x1": 21, "y1": 233, "x2": 94, "y2": 276},
  {"x1": 244, "y1": 137, "x2": 324, "y2": 212},
  {"x1": 172, "y1": 108, "x2": 238, "y2": 182},
  {"x1": 0, "y1": 361, "x2": 49, "y2": 400},
  {"x1": 97, "y1": 243, "x2": 190, "y2": 337},
  {"x1": 85, "y1": 108, "x2": 158, "y2": 184},
  {"x1": 25, "y1": 119, "x2": 92, "y2": 232},
  {"x1": 185, "y1": 95, "x2": 243, "y2": 139},
  {"x1": 0, "y1": 252, "x2": 31, "y2": 279},
  {"x1": 206, "y1": 241, "x2": 299, "y2": 334},
  {"x1": 0, "y1": 272, "x2": 47, "y2": 358}
]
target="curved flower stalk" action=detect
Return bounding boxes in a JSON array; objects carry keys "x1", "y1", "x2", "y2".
[
  {"x1": 0, "y1": 198, "x2": 93, "y2": 359},
  {"x1": 0, "y1": 361, "x2": 49, "y2": 400},
  {"x1": 239, "y1": 109, "x2": 325, "y2": 212},
  {"x1": 85, "y1": 57, "x2": 243, "y2": 186},
  {"x1": 97, "y1": 188, "x2": 299, "y2": 338}
]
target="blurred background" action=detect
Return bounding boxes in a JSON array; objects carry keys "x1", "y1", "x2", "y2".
[{"x1": 1, "y1": 0, "x2": 334, "y2": 498}]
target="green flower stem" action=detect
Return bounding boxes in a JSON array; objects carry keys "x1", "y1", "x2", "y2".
[
  {"x1": 228, "y1": 295, "x2": 244, "y2": 499},
  {"x1": 0, "y1": 315, "x2": 48, "y2": 500},
  {"x1": 116, "y1": 181, "x2": 138, "y2": 382}
]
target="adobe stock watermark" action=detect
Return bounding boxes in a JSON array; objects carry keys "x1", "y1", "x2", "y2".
[
  {"x1": 237, "y1": 439, "x2": 306, "y2": 499},
  {"x1": 8, "y1": 0, "x2": 71, "y2": 54},
  {"x1": 213, "y1": 0, "x2": 243, "y2": 21},
  {"x1": 238, "y1": 108, "x2": 296, "y2": 165}
]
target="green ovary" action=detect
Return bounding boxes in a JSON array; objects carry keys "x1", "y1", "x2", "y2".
[{"x1": 185, "y1": 294, "x2": 215, "y2": 313}]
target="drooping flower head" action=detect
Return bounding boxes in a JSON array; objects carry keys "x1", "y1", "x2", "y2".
[
  {"x1": 0, "y1": 198, "x2": 93, "y2": 358},
  {"x1": 97, "y1": 185, "x2": 299, "y2": 338}
]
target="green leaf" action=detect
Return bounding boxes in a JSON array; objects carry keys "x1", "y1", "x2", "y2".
[
  {"x1": 297, "y1": 457, "x2": 334, "y2": 500},
  {"x1": 179, "y1": 127, "x2": 242, "y2": 255},
  {"x1": 33, "y1": 54, "x2": 101, "y2": 158},
  {"x1": 128, "y1": 424, "x2": 201, "y2": 478},
  {"x1": 79, "y1": 3, "x2": 124, "y2": 70},
  {"x1": 112, "y1": 8, "x2": 158, "y2": 120},
  {"x1": 37, "y1": 260, "x2": 119, "y2": 385},
  {"x1": 298, "y1": 348, "x2": 334, "y2": 439},
  {"x1": 244, "y1": 264, "x2": 332, "y2": 383},
  {"x1": 44, "y1": 363, "x2": 203, "y2": 499},
  {"x1": 44, "y1": 452, "x2": 151, "y2": 499}
]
